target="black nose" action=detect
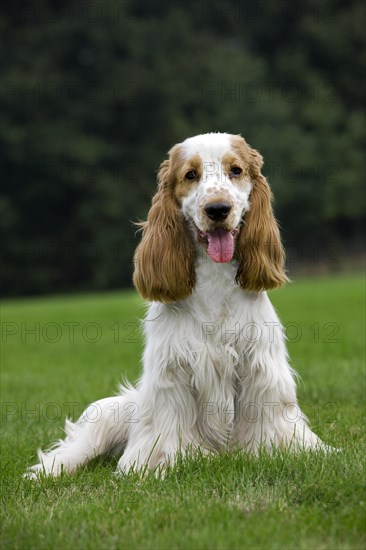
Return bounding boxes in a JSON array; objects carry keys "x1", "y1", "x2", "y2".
[{"x1": 204, "y1": 202, "x2": 232, "y2": 221}]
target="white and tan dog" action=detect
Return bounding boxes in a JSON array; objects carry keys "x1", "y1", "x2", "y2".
[{"x1": 26, "y1": 133, "x2": 325, "y2": 478}]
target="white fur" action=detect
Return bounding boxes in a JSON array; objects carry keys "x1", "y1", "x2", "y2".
[
  {"x1": 25, "y1": 133, "x2": 324, "y2": 479},
  {"x1": 180, "y1": 133, "x2": 251, "y2": 233}
]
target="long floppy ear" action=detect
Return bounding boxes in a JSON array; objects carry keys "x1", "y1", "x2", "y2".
[
  {"x1": 235, "y1": 148, "x2": 288, "y2": 292},
  {"x1": 133, "y1": 157, "x2": 196, "y2": 302}
]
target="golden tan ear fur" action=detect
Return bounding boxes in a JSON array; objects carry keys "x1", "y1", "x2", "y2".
[
  {"x1": 235, "y1": 146, "x2": 288, "y2": 292},
  {"x1": 133, "y1": 158, "x2": 196, "y2": 302}
]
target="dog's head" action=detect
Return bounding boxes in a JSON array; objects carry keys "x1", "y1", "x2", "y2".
[{"x1": 133, "y1": 133, "x2": 288, "y2": 302}]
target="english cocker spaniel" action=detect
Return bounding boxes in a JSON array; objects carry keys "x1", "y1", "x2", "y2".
[{"x1": 26, "y1": 132, "x2": 325, "y2": 478}]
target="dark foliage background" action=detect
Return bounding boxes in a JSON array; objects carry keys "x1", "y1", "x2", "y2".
[{"x1": 1, "y1": 0, "x2": 365, "y2": 296}]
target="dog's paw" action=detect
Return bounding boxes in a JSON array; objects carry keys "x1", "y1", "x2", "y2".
[
  {"x1": 23, "y1": 450, "x2": 66, "y2": 480},
  {"x1": 23, "y1": 463, "x2": 48, "y2": 480}
]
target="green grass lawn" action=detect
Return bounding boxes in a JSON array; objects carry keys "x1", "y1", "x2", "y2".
[{"x1": 1, "y1": 274, "x2": 365, "y2": 549}]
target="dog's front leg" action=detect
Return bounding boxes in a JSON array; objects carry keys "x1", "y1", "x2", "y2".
[
  {"x1": 233, "y1": 293, "x2": 323, "y2": 452},
  {"x1": 116, "y1": 380, "x2": 197, "y2": 474},
  {"x1": 116, "y1": 305, "x2": 198, "y2": 474}
]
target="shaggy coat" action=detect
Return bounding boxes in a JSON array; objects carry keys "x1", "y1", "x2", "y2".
[{"x1": 26, "y1": 133, "x2": 324, "y2": 478}]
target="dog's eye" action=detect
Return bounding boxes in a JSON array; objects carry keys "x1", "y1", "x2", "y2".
[
  {"x1": 230, "y1": 166, "x2": 242, "y2": 177},
  {"x1": 185, "y1": 170, "x2": 197, "y2": 181}
]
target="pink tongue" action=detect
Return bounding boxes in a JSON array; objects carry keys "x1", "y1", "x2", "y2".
[{"x1": 207, "y1": 229, "x2": 234, "y2": 263}]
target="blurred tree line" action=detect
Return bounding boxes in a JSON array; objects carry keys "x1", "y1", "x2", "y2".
[{"x1": 1, "y1": 0, "x2": 365, "y2": 296}]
